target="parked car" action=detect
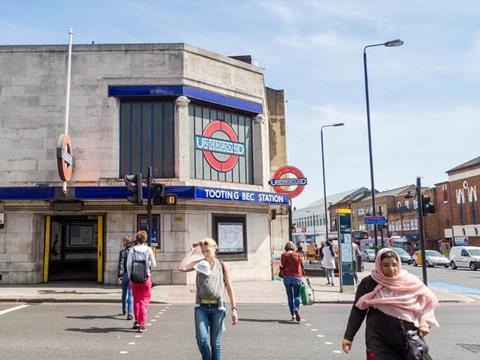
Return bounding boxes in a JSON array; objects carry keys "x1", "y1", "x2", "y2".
[
  {"x1": 362, "y1": 249, "x2": 376, "y2": 262},
  {"x1": 449, "y1": 246, "x2": 480, "y2": 271},
  {"x1": 412, "y1": 250, "x2": 449, "y2": 268},
  {"x1": 391, "y1": 247, "x2": 412, "y2": 264}
]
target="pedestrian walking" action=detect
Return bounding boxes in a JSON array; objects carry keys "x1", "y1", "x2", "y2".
[
  {"x1": 322, "y1": 240, "x2": 336, "y2": 286},
  {"x1": 352, "y1": 242, "x2": 361, "y2": 284},
  {"x1": 126, "y1": 230, "x2": 157, "y2": 332},
  {"x1": 281, "y1": 241, "x2": 304, "y2": 322},
  {"x1": 342, "y1": 248, "x2": 438, "y2": 359},
  {"x1": 178, "y1": 238, "x2": 238, "y2": 360},
  {"x1": 117, "y1": 234, "x2": 133, "y2": 320}
]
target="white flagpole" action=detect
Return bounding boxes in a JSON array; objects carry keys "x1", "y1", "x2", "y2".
[{"x1": 62, "y1": 28, "x2": 73, "y2": 194}]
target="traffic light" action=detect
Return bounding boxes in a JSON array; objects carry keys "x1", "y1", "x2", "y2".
[
  {"x1": 422, "y1": 196, "x2": 435, "y2": 215},
  {"x1": 124, "y1": 173, "x2": 143, "y2": 205},
  {"x1": 152, "y1": 184, "x2": 177, "y2": 206}
]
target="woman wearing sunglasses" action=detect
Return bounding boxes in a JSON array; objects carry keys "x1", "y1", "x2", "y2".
[{"x1": 178, "y1": 238, "x2": 238, "y2": 360}]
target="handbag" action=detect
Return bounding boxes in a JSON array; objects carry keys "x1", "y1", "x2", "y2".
[
  {"x1": 400, "y1": 321, "x2": 430, "y2": 360},
  {"x1": 278, "y1": 266, "x2": 284, "y2": 279}
]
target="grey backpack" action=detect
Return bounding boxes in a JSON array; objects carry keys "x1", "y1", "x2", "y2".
[{"x1": 130, "y1": 248, "x2": 149, "y2": 283}]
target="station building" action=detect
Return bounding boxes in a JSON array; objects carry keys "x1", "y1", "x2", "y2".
[{"x1": 0, "y1": 43, "x2": 289, "y2": 284}]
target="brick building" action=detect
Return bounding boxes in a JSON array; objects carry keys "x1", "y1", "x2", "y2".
[{"x1": 435, "y1": 156, "x2": 480, "y2": 247}]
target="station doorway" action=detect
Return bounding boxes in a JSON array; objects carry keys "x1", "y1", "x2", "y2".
[{"x1": 43, "y1": 215, "x2": 104, "y2": 283}]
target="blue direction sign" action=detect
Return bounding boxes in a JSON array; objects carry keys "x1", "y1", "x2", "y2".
[{"x1": 364, "y1": 216, "x2": 387, "y2": 225}]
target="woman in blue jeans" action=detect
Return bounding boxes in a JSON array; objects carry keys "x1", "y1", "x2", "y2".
[
  {"x1": 178, "y1": 238, "x2": 238, "y2": 360},
  {"x1": 117, "y1": 235, "x2": 133, "y2": 320},
  {"x1": 281, "y1": 241, "x2": 304, "y2": 321}
]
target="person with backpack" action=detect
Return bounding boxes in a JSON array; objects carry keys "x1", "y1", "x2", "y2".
[
  {"x1": 126, "y1": 230, "x2": 157, "y2": 332},
  {"x1": 178, "y1": 237, "x2": 238, "y2": 360},
  {"x1": 117, "y1": 234, "x2": 133, "y2": 320},
  {"x1": 322, "y1": 240, "x2": 336, "y2": 286}
]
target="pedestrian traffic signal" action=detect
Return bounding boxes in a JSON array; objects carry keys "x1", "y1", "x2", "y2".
[
  {"x1": 422, "y1": 196, "x2": 435, "y2": 215},
  {"x1": 152, "y1": 184, "x2": 177, "y2": 206},
  {"x1": 124, "y1": 173, "x2": 143, "y2": 205}
]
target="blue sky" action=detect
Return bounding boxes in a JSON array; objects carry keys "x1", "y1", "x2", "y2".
[{"x1": 1, "y1": 0, "x2": 478, "y2": 208}]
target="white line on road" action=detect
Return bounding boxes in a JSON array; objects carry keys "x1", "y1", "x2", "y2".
[
  {"x1": 305, "y1": 323, "x2": 312, "y2": 326},
  {"x1": 151, "y1": 319, "x2": 157, "y2": 322},
  {"x1": 325, "y1": 342, "x2": 332, "y2": 345},
  {"x1": 128, "y1": 342, "x2": 135, "y2": 345},
  {"x1": 120, "y1": 351, "x2": 128, "y2": 354},
  {"x1": 317, "y1": 335, "x2": 324, "y2": 338},
  {"x1": 311, "y1": 329, "x2": 318, "y2": 331},
  {"x1": 333, "y1": 350, "x2": 341, "y2": 354},
  {"x1": 135, "y1": 335, "x2": 142, "y2": 338},
  {"x1": 0, "y1": 304, "x2": 29, "y2": 316}
]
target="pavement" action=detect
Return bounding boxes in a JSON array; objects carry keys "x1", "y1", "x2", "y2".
[{"x1": 0, "y1": 271, "x2": 478, "y2": 304}]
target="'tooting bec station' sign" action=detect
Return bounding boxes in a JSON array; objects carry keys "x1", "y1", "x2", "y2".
[
  {"x1": 195, "y1": 120, "x2": 245, "y2": 172},
  {"x1": 195, "y1": 187, "x2": 288, "y2": 205}
]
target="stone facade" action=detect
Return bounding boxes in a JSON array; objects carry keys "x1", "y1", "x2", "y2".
[{"x1": 0, "y1": 43, "x2": 288, "y2": 284}]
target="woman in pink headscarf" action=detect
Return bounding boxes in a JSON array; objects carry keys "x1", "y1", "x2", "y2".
[{"x1": 342, "y1": 248, "x2": 439, "y2": 359}]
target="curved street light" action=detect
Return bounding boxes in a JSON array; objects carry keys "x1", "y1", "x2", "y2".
[
  {"x1": 363, "y1": 39, "x2": 404, "y2": 253},
  {"x1": 321, "y1": 123, "x2": 345, "y2": 244}
]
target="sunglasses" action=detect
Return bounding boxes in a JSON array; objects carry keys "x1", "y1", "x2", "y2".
[{"x1": 198, "y1": 241, "x2": 210, "y2": 246}]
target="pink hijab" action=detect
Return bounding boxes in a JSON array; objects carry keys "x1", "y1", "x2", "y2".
[{"x1": 355, "y1": 248, "x2": 439, "y2": 328}]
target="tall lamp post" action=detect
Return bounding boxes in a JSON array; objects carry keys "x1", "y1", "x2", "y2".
[
  {"x1": 321, "y1": 123, "x2": 345, "y2": 243},
  {"x1": 363, "y1": 39, "x2": 404, "y2": 252}
]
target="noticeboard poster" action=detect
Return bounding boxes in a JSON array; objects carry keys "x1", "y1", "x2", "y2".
[{"x1": 217, "y1": 222, "x2": 244, "y2": 253}]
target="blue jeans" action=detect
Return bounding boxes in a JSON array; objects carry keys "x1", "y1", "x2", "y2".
[
  {"x1": 121, "y1": 273, "x2": 133, "y2": 315},
  {"x1": 325, "y1": 268, "x2": 335, "y2": 285},
  {"x1": 283, "y1": 276, "x2": 302, "y2": 315},
  {"x1": 194, "y1": 304, "x2": 226, "y2": 360}
]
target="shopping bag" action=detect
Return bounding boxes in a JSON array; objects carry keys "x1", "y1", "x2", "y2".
[{"x1": 300, "y1": 283, "x2": 308, "y2": 305}]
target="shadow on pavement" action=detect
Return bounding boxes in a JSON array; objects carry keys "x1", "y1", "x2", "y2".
[
  {"x1": 66, "y1": 314, "x2": 122, "y2": 320},
  {"x1": 239, "y1": 318, "x2": 300, "y2": 325},
  {"x1": 66, "y1": 327, "x2": 135, "y2": 334}
]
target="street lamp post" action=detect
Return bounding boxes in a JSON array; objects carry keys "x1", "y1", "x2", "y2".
[
  {"x1": 363, "y1": 39, "x2": 404, "y2": 253},
  {"x1": 321, "y1": 123, "x2": 345, "y2": 244}
]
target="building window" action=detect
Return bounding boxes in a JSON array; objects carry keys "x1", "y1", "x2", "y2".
[
  {"x1": 212, "y1": 214, "x2": 247, "y2": 259},
  {"x1": 404, "y1": 200, "x2": 409, "y2": 209},
  {"x1": 358, "y1": 208, "x2": 365, "y2": 216},
  {"x1": 443, "y1": 184, "x2": 448, "y2": 203},
  {"x1": 137, "y1": 214, "x2": 161, "y2": 248},
  {"x1": 190, "y1": 104, "x2": 254, "y2": 184},
  {"x1": 413, "y1": 200, "x2": 418, "y2": 210},
  {"x1": 120, "y1": 100, "x2": 175, "y2": 178},
  {"x1": 397, "y1": 202, "x2": 402, "y2": 209}
]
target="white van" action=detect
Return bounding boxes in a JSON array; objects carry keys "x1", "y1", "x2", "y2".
[{"x1": 449, "y1": 246, "x2": 480, "y2": 271}]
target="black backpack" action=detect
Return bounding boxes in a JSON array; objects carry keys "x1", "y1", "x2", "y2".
[{"x1": 130, "y1": 248, "x2": 149, "y2": 283}]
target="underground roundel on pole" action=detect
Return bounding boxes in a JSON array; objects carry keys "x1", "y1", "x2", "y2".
[
  {"x1": 57, "y1": 133, "x2": 73, "y2": 181},
  {"x1": 270, "y1": 165, "x2": 307, "y2": 199},
  {"x1": 195, "y1": 120, "x2": 245, "y2": 172}
]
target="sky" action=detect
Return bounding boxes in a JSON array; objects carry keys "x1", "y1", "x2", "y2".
[{"x1": 1, "y1": 0, "x2": 478, "y2": 208}]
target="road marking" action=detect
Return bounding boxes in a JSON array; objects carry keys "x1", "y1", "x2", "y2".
[
  {"x1": 155, "y1": 315, "x2": 160, "y2": 317},
  {"x1": 146, "y1": 323, "x2": 152, "y2": 326},
  {"x1": 135, "y1": 335, "x2": 142, "y2": 338},
  {"x1": 311, "y1": 329, "x2": 318, "y2": 331},
  {"x1": 0, "y1": 304, "x2": 29, "y2": 316},
  {"x1": 120, "y1": 351, "x2": 128, "y2": 354},
  {"x1": 128, "y1": 342, "x2": 135, "y2": 345},
  {"x1": 301, "y1": 319, "x2": 306, "y2": 322},
  {"x1": 325, "y1": 342, "x2": 333, "y2": 345},
  {"x1": 317, "y1": 335, "x2": 324, "y2": 338},
  {"x1": 333, "y1": 350, "x2": 341, "y2": 354},
  {"x1": 151, "y1": 319, "x2": 157, "y2": 322},
  {"x1": 305, "y1": 323, "x2": 312, "y2": 326}
]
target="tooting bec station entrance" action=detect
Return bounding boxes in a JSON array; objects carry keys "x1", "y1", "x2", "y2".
[{"x1": 43, "y1": 215, "x2": 104, "y2": 283}]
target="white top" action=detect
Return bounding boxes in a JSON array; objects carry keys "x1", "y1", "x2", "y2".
[
  {"x1": 322, "y1": 246, "x2": 336, "y2": 269},
  {"x1": 126, "y1": 244, "x2": 157, "y2": 278}
]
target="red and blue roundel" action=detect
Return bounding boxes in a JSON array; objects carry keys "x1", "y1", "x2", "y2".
[{"x1": 195, "y1": 120, "x2": 245, "y2": 172}]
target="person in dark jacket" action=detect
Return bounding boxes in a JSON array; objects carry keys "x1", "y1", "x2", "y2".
[
  {"x1": 342, "y1": 248, "x2": 439, "y2": 359},
  {"x1": 117, "y1": 235, "x2": 133, "y2": 320},
  {"x1": 281, "y1": 241, "x2": 304, "y2": 321}
]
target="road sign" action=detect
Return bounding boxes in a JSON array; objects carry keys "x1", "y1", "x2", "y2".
[
  {"x1": 364, "y1": 216, "x2": 387, "y2": 225},
  {"x1": 270, "y1": 165, "x2": 307, "y2": 199}
]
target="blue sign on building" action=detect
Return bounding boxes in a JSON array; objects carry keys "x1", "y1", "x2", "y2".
[
  {"x1": 364, "y1": 216, "x2": 387, "y2": 225},
  {"x1": 195, "y1": 187, "x2": 289, "y2": 205}
]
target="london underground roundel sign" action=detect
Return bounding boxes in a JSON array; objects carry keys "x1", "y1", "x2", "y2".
[
  {"x1": 270, "y1": 165, "x2": 307, "y2": 198},
  {"x1": 57, "y1": 133, "x2": 74, "y2": 181},
  {"x1": 195, "y1": 120, "x2": 245, "y2": 172}
]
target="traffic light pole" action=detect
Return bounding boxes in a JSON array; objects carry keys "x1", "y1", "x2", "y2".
[
  {"x1": 416, "y1": 176, "x2": 428, "y2": 286},
  {"x1": 147, "y1": 166, "x2": 153, "y2": 247}
]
